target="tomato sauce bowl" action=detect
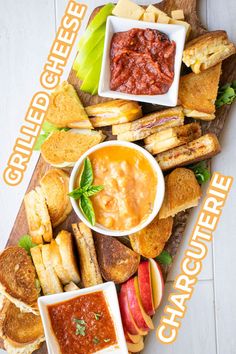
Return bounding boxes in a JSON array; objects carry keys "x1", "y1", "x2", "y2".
[
  {"x1": 98, "y1": 16, "x2": 186, "y2": 106},
  {"x1": 38, "y1": 282, "x2": 128, "y2": 354}
]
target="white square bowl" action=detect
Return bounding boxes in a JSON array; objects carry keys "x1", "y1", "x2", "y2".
[
  {"x1": 98, "y1": 16, "x2": 186, "y2": 107},
  {"x1": 38, "y1": 282, "x2": 128, "y2": 354}
]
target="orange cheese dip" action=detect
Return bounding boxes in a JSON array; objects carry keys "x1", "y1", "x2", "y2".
[{"x1": 88, "y1": 146, "x2": 157, "y2": 231}]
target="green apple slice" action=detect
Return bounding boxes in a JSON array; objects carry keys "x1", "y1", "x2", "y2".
[
  {"x1": 80, "y1": 53, "x2": 103, "y2": 95},
  {"x1": 78, "y1": 3, "x2": 114, "y2": 50},
  {"x1": 74, "y1": 30, "x2": 105, "y2": 75},
  {"x1": 77, "y1": 39, "x2": 105, "y2": 81}
]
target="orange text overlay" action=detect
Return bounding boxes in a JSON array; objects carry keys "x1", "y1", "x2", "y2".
[
  {"x1": 156, "y1": 172, "x2": 233, "y2": 344},
  {"x1": 3, "y1": 0, "x2": 87, "y2": 186}
]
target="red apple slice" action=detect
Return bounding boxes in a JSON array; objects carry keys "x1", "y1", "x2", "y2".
[
  {"x1": 138, "y1": 261, "x2": 155, "y2": 316},
  {"x1": 126, "y1": 276, "x2": 154, "y2": 331},
  {"x1": 127, "y1": 336, "x2": 144, "y2": 353},
  {"x1": 119, "y1": 283, "x2": 148, "y2": 336},
  {"x1": 149, "y1": 258, "x2": 164, "y2": 309}
]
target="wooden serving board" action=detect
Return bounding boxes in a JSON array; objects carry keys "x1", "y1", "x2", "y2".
[{"x1": 3, "y1": 0, "x2": 236, "y2": 353}]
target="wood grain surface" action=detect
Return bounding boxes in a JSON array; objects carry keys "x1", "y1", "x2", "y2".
[{"x1": 3, "y1": 0, "x2": 236, "y2": 353}]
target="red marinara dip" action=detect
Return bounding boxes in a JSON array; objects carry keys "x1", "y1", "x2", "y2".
[
  {"x1": 110, "y1": 28, "x2": 176, "y2": 95},
  {"x1": 48, "y1": 291, "x2": 117, "y2": 354}
]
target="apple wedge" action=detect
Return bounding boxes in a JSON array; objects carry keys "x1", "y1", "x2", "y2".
[
  {"x1": 126, "y1": 277, "x2": 154, "y2": 331},
  {"x1": 119, "y1": 284, "x2": 148, "y2": 336},
  {"x1": 78, "y1": 3, "x2": 114, "y2": 50},
  {"x1": 127, "y1": 336, "x2": 144, "y2": 353},
  {"x1": 138, "y1": 261, "x2": 155, "y2": 316},
  {"x1": 149, "y1": 258, "x2": 164, "y2": 309}
]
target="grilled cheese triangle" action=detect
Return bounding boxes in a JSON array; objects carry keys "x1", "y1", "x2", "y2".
[
  {"x1": 178, "y1": 63, "x2": 222, "y2": 120},
  {"x1": 41, "y1": 129, "x2": 105, "y2": 167},
  {"x1": 144, "y1": 123, "x2": 201, "y2": 154},
  {"x1": 159, "y1": 168, "x2": 202, "y2": 219},
  {"x1": 0, "y1": 247, "x2": 39, "y2": 315},
  {"x1": 0, "y1": 299, "x2": 45, "y2": 354},
  {"x1": 157, "y1": 133, "x2": 221, "y2": 171},
  {"x1": 86, "y1": 100, "x2": 142, "y2": 127},
  {"x1": 112, "y1": 107, "x2": 184, "y2": 141},
  {"x1": 183, "y1": 30, "x2": 236, "y2": 73},
  {"x1": 45, "y1": 81, "x2": 92, "y2": 129}
]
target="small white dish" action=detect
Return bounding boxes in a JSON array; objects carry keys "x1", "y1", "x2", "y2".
[
  {"x1": 98, "y1": 16, "x2": 186, "y2": 107},
  {"x1": 38, "y1": 282, "x2": 128, "y2": 354},
  {"x1": 69, "y1": 141, "x2": 165, "y2": 237}
]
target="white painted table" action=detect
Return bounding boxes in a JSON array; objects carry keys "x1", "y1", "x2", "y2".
[{"x1": 0, "y1": 1, "x2": 235, "y2": 353}]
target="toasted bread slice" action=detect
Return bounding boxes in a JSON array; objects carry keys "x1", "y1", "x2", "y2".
[
  {"x1": 0, "y1": 299, "x2": 44, "y2": 354},
  {"x1": 24, "y1": 187, "x2": 52, "y2": 244},
  {"x1": 129, "y1": 215, "x2": 173, "y2": 258},
  {"x1": 50, "y1": 240, "x2": 71, "y2": 285},
  {"x1": 55, "y1": 231, "x2": 80, "y2": 284},
  {"x1": 112, "y1": 107, "x2": 184, "y2": 141},
  {"x1": 86, "y1": 100, "x2": 142, "y2": 127},
  {"x1": 183, "y1": 30, "x2": 236, "y2": 73},
  {"x1": 0, "y1": 247, "x2": 39, "y2": 314},
  {"x1": 40, "y1": 169, "x2": 72, "y2": 227},
  {"x1": 159, "y1": 168, "x2": 202, "y2": 219},
  {"x1": 45, "y1": 81, "x2": 92, "y2": 129},
  {"x1": 179, "y1": 63, "x2": 222, "y2": 120},
  {"x1": 30, "y1": 246, "x2": 53, "y2": 296},
  {"x1": 72, "y1": 223, "x2": 103, "y2": 288},
  {"x1": 41, "y1": 244, "x2": 63, "y2": 294},
  {"x1": 64, "y1": 282, "x2": 80, "y2": 292},
  {"x1": 157, "y1": 133, "x2": 221, "y2": 171},
  {"x1": 94, "y1": 234, "x2": 140, "y2": 284},
  {"x1": 144, "y1": 123, "x2": 201, "y2": 154},
  {"x1": 41, "y1": 129, "x2": 105, "y2": 167}
]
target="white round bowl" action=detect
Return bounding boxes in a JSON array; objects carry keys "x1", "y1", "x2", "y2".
[{"x1": 69, "y1": 141, "x2": 165, "y2": 237}]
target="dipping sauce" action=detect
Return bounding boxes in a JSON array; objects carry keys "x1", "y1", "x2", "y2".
[
  {"x1": 48, "y1": 291, "x2": 117, "y2": 354},
  {"x1": 77, "y1": 146, "x2": 157, "y2": 231},
  {"x1": 110, "y1": 28, "x2": 176, "y2": 95}
]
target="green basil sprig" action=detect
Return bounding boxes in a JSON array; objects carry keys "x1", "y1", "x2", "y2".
[
  {"x1": 189, "y1": 161, "x2": 211, "y2": 184},
  {"x1": 155, "y1": 250, "x2": 172, "y2": 265},
  {"x1": 216, "y1": 81, "x2": 236, "y2": 108},
  {"x1": 18, "y1": 235, "x2": 37, "y2": 255},
  {"x1": 69, "y1": 157, "x2": 104, "y2": 225}
]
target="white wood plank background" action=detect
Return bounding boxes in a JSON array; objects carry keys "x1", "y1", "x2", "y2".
[{"x1": 0, "y1": 1, "x2": 235, "y2": 353}]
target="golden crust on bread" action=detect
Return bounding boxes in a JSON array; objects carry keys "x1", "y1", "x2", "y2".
[
  {"x1": 183, "y1": 30, "x2": 236, "y2": 73},
  {"x1": 157, "y1": 133, "x2": 221, "y2": 171},
  {"x1": 24, "y1": 187, "x2": 52, "y2": 244},
  {"x1": 159, "y1": 168, "x2": 202, "y2": 219},
  {"x1": 55, "y1": 231, "x2": 80, "y2": 284},
  {"x1": 129, "y1": 215, "x2": 173, "y2": 258},
  {"x1": 45, "y1": 81, "x2": 92, "y2": 129},
  {"x1": 41, "y1": 129, "x2": 105, "y2": 166},
  {"x1": 0, "y1": 299, "x2": 44, "y2": 354},
  {"x1": 179, "y1": 63, "x2": 222, "y2": 119},
  {"x1": 94, "y1": 234, "x2": 140, "y2": 284},
  {"x1": 40, "y1": 169, "x2": 72, "y2": 227},
  {"x1": 72, "y1": 223, "x2": 103, "y2": 288},
  {"x1": 0, "y1": 247, "x2": 38, "y2": 313}
]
